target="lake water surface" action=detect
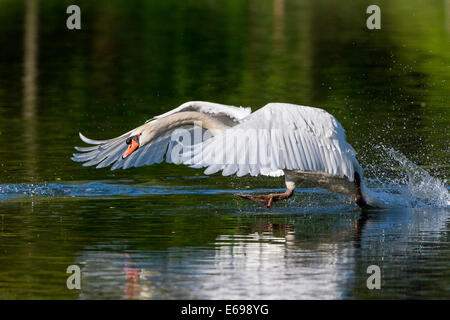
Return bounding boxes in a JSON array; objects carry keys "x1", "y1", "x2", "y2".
[{"x1": 0, "y1": 0, "x2": 449, "y2": 299}]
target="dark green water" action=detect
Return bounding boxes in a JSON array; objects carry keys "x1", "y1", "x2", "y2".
[{"x1": 0, "y1": 0, "x2": 449, "y2": 299}]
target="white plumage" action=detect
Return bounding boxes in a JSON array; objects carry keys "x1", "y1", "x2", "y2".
[
  {"x1": 72, "y1": 101, "x2": 368, "y2": 208},
  {"x1": 145, "y1": 101, "x2": 251, "y2": 124},
  {"x1": 187, "y1": 103, "x2": 361, "y2": 181}
]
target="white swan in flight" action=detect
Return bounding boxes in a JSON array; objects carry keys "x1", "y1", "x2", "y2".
[{"x1": 72, "y1": 101, "x2": 379, "y2": 208}]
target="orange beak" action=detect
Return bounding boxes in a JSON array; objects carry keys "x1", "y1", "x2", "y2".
[{"x1": 122, "y1": 135, "x2": 140, "y2": 159}]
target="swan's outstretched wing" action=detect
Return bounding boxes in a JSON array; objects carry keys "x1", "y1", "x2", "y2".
[
  {"x1": 186, "y1": 103, "x2": 362, "y2": 181},
  {"x1": 146, "y1": 101, "x2": 251, "y2": 126},
  {"x1": 72, "y1": 101, "x2": 246, "y2": 170},
  {"x1": 72, "y1": 127, "x2": 200, "y2": 170}
]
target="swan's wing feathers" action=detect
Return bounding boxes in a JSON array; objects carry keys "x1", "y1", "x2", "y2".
[
  {"x1": 73, "y1": 101, "x2": 251, "y2": 171},
  {"x1": 72, "y1": 126, "x2": 202, "y2": 170},
  {"x1": 186, "y1": 103, "x2": 359, "y2": 180},
  {"x1": 73, "y1": 103, "x2": 359, "y2": 181},
  {"x1": 146, "y1": 101, "x2": 251, "y2": 126}
]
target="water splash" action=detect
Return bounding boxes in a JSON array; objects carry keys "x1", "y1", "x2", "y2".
[
  {"x1": 363, "y1": 146, "x2": 449, "y2": 208},
  {"x1": 1, "y1": 147, "x2": 448, "y2": 209}
]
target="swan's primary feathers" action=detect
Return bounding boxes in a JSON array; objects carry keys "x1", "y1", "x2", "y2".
[
  {"x1": 72, "y1": 102, "x2": 362, "y2": 182},
  {"x1": 72, "y1": 101, "x2": 250, "y2": 170}
]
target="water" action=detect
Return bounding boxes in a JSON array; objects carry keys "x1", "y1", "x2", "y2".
[
  {"x1": 0, "y1": 0, "x2": 449, "y2": 299},
  {"x1": 362, "y1": 147, "x2": 450, "y2": 208}
]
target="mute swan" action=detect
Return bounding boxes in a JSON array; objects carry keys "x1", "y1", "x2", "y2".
[{"x1": 72, "y1": 101, "x2": 376, "y2": 208}]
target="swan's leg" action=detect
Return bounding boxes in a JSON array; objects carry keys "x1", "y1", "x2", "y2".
[
  {"x1": 235, "y1": 189, "x2": 294, "y2": 208},
  {"x1": 236, "y1": 174, "x2": 296, "y2": 208},
  {"x1": 354, "y1": 171, "x2": 371, "y2": 208}
]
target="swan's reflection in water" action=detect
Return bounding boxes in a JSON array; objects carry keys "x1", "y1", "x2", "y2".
[
  {"x1": 77, "y1": 208, "x2": 449, "y2": 299},
  {"x1": 202, "y1": 233, "x2": 353, "y2": 299}
]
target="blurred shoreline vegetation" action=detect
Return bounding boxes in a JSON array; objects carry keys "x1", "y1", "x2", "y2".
[
  {"x1": 0, "y1": 0, "x2": 448, "y2": 301},
  {"x1": 0, "y1": 0, "x2": 448, "y2": 184}
]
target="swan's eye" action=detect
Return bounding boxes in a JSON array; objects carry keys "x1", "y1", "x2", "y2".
[{"x1": 126, "y1": 134, "x2": 141, "y2": 146}]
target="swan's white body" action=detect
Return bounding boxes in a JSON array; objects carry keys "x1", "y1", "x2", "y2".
[{"x1": 73, "y1": 101, "x2": 374, "y2": 207}]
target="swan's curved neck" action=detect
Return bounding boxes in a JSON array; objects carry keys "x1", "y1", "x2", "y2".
[{"x1": 141, "y1": 111, "x2": 230, "y2": 144}]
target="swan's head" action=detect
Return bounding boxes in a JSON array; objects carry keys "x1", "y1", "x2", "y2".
[
  {"x1": 121, "y1": 126, "x2": 156, "y2": 159},
  {"x1": 122, "y1": 134, "x2": 141, "y2": 159}
]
